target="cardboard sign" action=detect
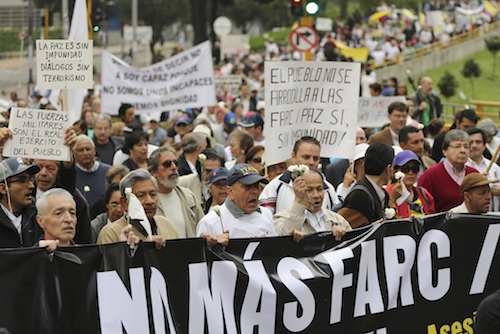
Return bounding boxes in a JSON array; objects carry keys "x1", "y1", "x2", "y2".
[
  {"x1": 264, "y1": 61, "x2": 360, "y2": 163},
  {"x1": 215, "y1": 75, "x2": 242, "y2": 97},
  {"x1": 357, "y1": 96, "x2": 407, "y2": 127},
  {"x1": 3, "y1": 108, "x2": 71, "y2": 161},
  {"x1": 101, "y1": 41, "x2": 216, "y2": 115},
  {"x1": 36, "y1": 40, "x2": 93, "y2": 89}
]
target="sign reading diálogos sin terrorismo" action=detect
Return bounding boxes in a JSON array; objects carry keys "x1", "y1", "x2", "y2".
[
  {"x1": 264, "y1": 61, "x2": 360, "y2": 164},
  {"x1": 3, "y1": 108, "x2": 71, "y2": 161},
  {"x1": 36, "y1": 40, "x2": 94, "y2": 89},
  {"x1": 101, "y1": 41, "x2": 216, "y2": 115}
]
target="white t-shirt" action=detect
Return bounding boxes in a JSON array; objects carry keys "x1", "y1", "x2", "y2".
[
  {"x1": 157, "y1": 192, "x2": 186, "y2": 238},
  {"x1": 196, "y1": 203, "x2": 276, "y2": 238}
]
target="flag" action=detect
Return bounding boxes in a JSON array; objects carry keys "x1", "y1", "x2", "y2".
[
  {"x1": 127, "y1": 193, "x2": 153, "y2": 238},
  {"x1": 67, "y1": 0, "x2": 89, "y2": 124},
  {"x1": 366, "y1": 10, "x2": 392, "y2": 24},
  {"x1": 483, "y1": 0, "x2": 498, "y2": 18},
  {"x1": 334, "y1": 40, "x2": 369, "y2": 62}
]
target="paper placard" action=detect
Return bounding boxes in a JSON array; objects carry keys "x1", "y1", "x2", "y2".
[
  {"x1": 36, "y1": 40, "x2": 94, "y2": 89},
  {"x1": 215, "y1": 75, "x2": 242, "y2": 97},
  {"x1": 3, "y1": 108, "x2": 71, "y2": 161},
  {"x1": 101, "y1": 41, "x2": 216, "y2": 115},
  {"x1": 264, "y1": 61, "x2": 360, "y2": 163},
  {"x1": 357, "y1": 96, "x2": 407, "y2": 127}
]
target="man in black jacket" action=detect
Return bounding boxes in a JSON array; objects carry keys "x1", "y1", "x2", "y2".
[{"x1": 0, "y1": 157, "x2": 42, "y2": 248}]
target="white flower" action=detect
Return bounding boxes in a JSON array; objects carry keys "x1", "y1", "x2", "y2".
[
  {"x1": 417, "y1": 123, "x2": 425, "y2": 130},
  {"x1": 147, "y1": 129, "x2": 153, "y2": 135},
  {"x1": 395, "y1": 171, "x2": 405, "y2": 181},
  {"x1": 83, "y1": 185, "x2": 90, "y2": 193},
  {"x1": 213, "y1": 205, "x2": 221, "y2": 216},
  {"x1": 198, "y1": 153, "x2": 207, "y2": 165},
  {"x1": 318, "y1": 163, "x2": 322, "y2": 172},
  {"x1": 288, "y1": 165, "x2": 310, "y2": 180},
  {"x1": 299, "y1": 164, "x2": 310, "y2": 175},
  {"x1": 385, "y1": 208, "x2": 396, "y2": 219},
  {"x1": 124, "y1": 187, "x2": 132, "y2": 200}
]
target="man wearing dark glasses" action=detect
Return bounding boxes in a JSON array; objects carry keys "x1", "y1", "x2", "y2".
[{"x1": 148, "y1": 146, "x2": 204, "y2": 238}]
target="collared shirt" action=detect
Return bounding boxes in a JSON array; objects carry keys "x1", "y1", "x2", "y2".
[
  {"x1": 76, "y1": 160, "x2": 100, "y2": 173},
  {"x1": 449, "y1": 202, "x2": 469, "y2": 213},
  {"x1": 305, "y1": 209, "x2": 327, "y2": 232},
  {"x1": 187, "y1": 159, "x2": 198, "y2": 175},
  {"x1": 1, "y1": 203, "x2": 22, "y2": 235},
  {"x1": 443, "y1": 158, "x2": 466, "y2": 185},
  {"x1": 467, "y1": 157, "x2": 500, "y2": 211},
  {"x1": 366, "y1": 176, "x2": 387, "y2": 209},
  {"x1": 389, "y1": 127, "x2": 400, "y2": 147}
]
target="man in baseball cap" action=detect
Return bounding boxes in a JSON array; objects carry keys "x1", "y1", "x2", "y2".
[
  {"x1": 450, "y1": 173, "x2": 496, "y2": 214},
  {"x1": 240, "y1": 112, "x2": 265, "y2": 146},
  {"x1": 207, "y1": 167, "x2": 229, "y2": 212},
  {"x1": 196, "y1": 163, "x2": 275, "y2": 239},
  {"x1": 0, "y1": 157, "x2": 42, "y2": 248}
]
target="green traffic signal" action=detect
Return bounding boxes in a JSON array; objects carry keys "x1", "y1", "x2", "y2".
[
  {"x1": 93, "y1": 25, "x2": 100, "y2": 32},
  {"x1": 305, "y1": 1, "x2": 319, "y2": 15}
]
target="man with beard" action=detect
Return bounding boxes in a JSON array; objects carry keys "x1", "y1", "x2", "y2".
[{"x1": 148, "y1": 146, "x2": 204, "y2": 238}]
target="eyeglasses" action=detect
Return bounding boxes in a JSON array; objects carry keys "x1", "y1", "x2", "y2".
[
  {"x1": 251, "y1": 157, "x2": 262, "y2": 164},
  {"x1": 161, "y1": 160, "x2": 178, "y2": 168},
  {"x1": 74, "y1": 147, "x2": 93, "y2": 152},
  {"x1": 400, "y1": 165, "x2": 419, "y2": 174},
  {"x1": 448, "y1": 144, "x2": 470, "y2": 150},
  {"x1": 8, "y1": 176, "x2": 34, "y2": 185}
]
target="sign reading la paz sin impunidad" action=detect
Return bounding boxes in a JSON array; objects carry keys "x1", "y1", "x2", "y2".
[{"x1": 36, "y1": 40, "x2": 94, "y2": 89}]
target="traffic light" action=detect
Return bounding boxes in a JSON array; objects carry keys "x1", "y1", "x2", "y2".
[
  {"x1": 92, "y1": 6, "x2": 103, "y2": 32},
  {"x1": 290, "y1": 0, "x2": 304, "y2": 17},
  {"x1": 305, "y1": 1, "x2": 319, "y2": 15}
]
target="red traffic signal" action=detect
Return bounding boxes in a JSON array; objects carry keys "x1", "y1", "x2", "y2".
[{"x1": 290, "y1": 0, "x2": 304, "y2": 17}]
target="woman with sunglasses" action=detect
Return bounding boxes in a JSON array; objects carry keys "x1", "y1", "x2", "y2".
[
  {"x1": 385, "y1": 150, "x2": 435, "y2": 218},
  {"x1": 245, "y1": 145, "x2": 265, "y2": 175}
]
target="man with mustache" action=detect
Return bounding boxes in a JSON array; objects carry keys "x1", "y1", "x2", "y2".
[{"x1": 148, "y1": 147, "x2": 204, "y2": 238}]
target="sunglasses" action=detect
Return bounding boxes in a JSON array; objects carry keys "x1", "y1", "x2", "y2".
[
  {"x1": 400, "y1": 165, "x2": 419, "y2": 174},
  {"x1": 162, "y1": 160, "x2": 178, "y2": 168},
  {"x1": 251, "y1": 158, "x2": 262, "y2": 164}
]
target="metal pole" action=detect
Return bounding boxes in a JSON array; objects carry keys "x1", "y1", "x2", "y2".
[
  {"x1": 132, "y1": 0, "x2": 138, "y2": 63},
  {"x1": 27, "y1": 0, "x2": 34, "y2": 96},
  {"x1": 62, "y1": 0, "x2": 69, "y2": 39}
]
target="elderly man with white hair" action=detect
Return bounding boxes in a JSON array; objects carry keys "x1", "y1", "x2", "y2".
[
  {"x1": 72, "y1": 134, "x2": 111, "y2": 207},
  {"x1": 477, "y1": 118, "x2": 500, "y2": 159}
]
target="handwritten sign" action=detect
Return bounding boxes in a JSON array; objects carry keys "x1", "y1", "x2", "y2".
[
  {"x1": 3, "y1": 108, "x2": 71, "y2": 161},
  {"x1": 215, "y1": 75, "x2": 242, "y2": 97},
  {"x1": 101, "y1": 41, "x2": 216, "y2": 115},
  {"x1": 357, "y1": 96, "x2": 406, "y2": 127},
  {"x1": 36, "y1": 40, "x2": 93, "y2": 89},
  {"x1": 264, "y1": 61, "x2": 360, "y2": 163}
]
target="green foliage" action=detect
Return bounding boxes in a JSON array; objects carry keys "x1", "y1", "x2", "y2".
[
  {"x1": 485, "y1": 36, "x2": 500, "y2": 77},
  {"x1": 249, "y1": 28, "x2": 291, "y2": 50},
  {"x1": 0, "y1": 28, "x2": 63, "y2": 53},
  {"x1": 461, "y1": 58, "x2": 481, "y2": 98},
  {"x1": 437, "y1": 71, "x2": 458, "y2": 100}
]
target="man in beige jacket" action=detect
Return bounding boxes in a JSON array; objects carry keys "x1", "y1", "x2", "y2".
[{"x1": 274, "y1": 169, "x2": 351, "y2": 240}]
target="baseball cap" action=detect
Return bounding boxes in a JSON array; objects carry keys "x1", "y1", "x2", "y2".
[
  {"x1": 460, "y1": 173, "x2": 497, "y2": 194},
  {"x1": 227, "y1": 163, "x2": 269, "y2": 186},
  {"x1": 175, "y1": 114, "x2": 191, "y2": 126},
  {"x1": 352, "y1": 143, "x2": 370, "y2": 162},
  {"x1": 393, "y1": 150, "x2": 420, "y2": 167},
  {"x1": 0, "y1": 157, "x2": 40, "y2": 181},
  {"x1": 240, "y1": 113, "x2": 264, "y2": 128},
  {"x1": 208, "y1": 167, "x2": 229, "y2": 185},
  {"x1": 224, "y1": 112, "x2": 238, "y2": 130}
]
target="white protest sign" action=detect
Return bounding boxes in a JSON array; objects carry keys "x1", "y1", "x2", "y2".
[
  {"x1": 101, "y1": 41, "x2": 216, "y2": 115},
  {"x1": 3, "y1": 108, "x2": 71, "y2": 161},
  {"x1": 123, "y1": 26, "x2": 153, "y2": 44},
  {"x1": 215, "y1": 75, "x2": 242, "y2": 96},
  {"x1": 265, "y1": 61, "x2": 360, "y2": 163},
  {"x1": 357, "y1": 96, "x2": 407, "y2": 127},
  {"x1": 36, "y1": 40, "x2": 93, "y2": 89},
  {"x1": 221, "y1": 34, "x2": 250, "y2": 56}
]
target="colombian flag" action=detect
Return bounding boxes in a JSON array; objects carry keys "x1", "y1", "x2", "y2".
[{"x1": 483, "y1": 0, "x2": 498, "y2": 18}]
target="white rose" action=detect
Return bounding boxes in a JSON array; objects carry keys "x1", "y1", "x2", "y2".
[
  {"x1": 385, "y1": 208, "x2": 396, "y2": 219},
  {"x1": 83, "y1": 185, "x2": 90, "y2": 193},
  {"x1": 395, "y1": 171, "x2": 405, "y2": 181},
  {"x1": 124, "y1": 187, "x2": 132, "y2": 200},
  {"x1": 213, "y1": 205, "x2": 221, "y2": 216},
  {"x1": 198, "y1": 153, "x2": 207, "y2": 165}
]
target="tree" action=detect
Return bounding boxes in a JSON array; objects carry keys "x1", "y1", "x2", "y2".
[
  {"x1": 485, "y1": 36, "x2": 500, "y2": 78},
  {"x1": 461, "y1": 59, "x2": 481, "y2": 99},
  {"x1": 437, "y1": 71, "x2": 458, "y2": 100}
]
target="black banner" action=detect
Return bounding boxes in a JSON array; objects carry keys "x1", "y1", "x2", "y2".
[{"x1": 1, "y1": 213, "x2": 500, "y2": 333}]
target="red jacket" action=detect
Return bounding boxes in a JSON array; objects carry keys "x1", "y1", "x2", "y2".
[{"x1": 385, "y1": 183, "x2": 435, "y2": 218}]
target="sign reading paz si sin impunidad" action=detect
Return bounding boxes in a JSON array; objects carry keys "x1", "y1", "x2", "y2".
[
  {"x1": 264, "y1": 61, "x2": 360, "y2": 163},
  {"x1": 3, "y1": 108, "x2": 71, "y2": 161},
  {"x1": 36, "y1": 40, "x2": 94, "y2": 89}
]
